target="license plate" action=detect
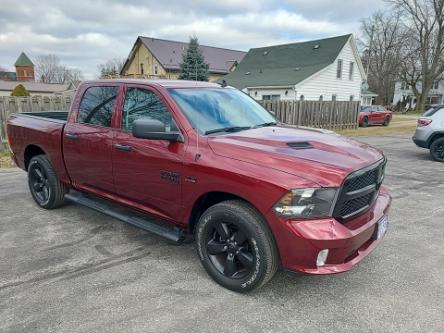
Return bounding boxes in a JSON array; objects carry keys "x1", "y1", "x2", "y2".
[{"x1": 375, "y1": 215, "x2": 389, "y2": 240}]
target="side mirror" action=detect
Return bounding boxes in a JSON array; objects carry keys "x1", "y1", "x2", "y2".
[{"x1": 132, "y1": 118, "x2": 184, "y2": 142}]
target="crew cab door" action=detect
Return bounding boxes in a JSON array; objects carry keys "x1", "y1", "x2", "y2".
[
  {"x1": 63, "y1": 84, "x2": 120, "y2": 193},
  {"x1": 112, "y1": 85, "x2": 185, "y2": 221}
]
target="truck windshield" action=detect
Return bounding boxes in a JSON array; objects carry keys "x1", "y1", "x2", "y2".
[{"x1": 168, "y1": 88, "x2": 276, "y2": 135}]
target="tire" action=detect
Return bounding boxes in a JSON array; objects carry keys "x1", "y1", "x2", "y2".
[
  {"x1": 28, "y1": 155, "x2": 68, "y2": 209},
  {"x1": 383, "y1": 116, "x2": 390, "y2": 126},
  {"x1": 195, "y1": 200, "x2": 279, "y2": 292},
  {"x1": 362, "y1": 117, "x2": 369, "y2": 127},
  {"x1": 429, "y1": 137, "x2": 444, "y2": 162}
]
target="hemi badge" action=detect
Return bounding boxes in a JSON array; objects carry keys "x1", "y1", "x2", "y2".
[{"x1": 185, "y1": 176, "x2": 197, "y2": 183}]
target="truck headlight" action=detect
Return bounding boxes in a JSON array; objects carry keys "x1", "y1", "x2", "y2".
[{"x1": 273, "y1": 188, "x2": 338, "y2": 218}]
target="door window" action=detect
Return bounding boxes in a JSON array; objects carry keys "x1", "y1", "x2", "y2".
[
  {"x1": 122, "y1": 87, "x2": 174, "y2": 132},
  {"x1": 77, "y1": 86, "x2": 118, "y2": 127}
]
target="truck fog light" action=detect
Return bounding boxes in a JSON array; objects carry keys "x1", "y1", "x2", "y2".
[{"x1": 316, "y1": 249, "x2": 329, "y2": 267}]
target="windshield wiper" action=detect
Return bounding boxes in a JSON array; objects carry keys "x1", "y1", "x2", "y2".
[
  {"x1": 205, "y1": 126, "x2": 252, "y2": 135},
  {"x1": 253, "y1": 122, "x2": 277, "y2": 128}
]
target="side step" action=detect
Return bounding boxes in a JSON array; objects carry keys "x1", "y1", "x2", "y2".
[{"x1": 65, "y1": 191, "x2": 187, "y2": 243}]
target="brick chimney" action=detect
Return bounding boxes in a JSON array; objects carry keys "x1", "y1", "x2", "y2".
[{"x1": 15, "y1": 52, "x2": 35, "y2": 81}]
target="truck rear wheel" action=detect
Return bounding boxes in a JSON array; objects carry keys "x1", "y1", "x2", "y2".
[
  {"x1": 195, "y1": 200, "x2": 279, "y2": 292},
  {"x1": 28, "y1": 155, "x2": 67, "y2": 209}
]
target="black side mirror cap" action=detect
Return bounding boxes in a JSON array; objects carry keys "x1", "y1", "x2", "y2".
[{"x1": 132, "y1": 118, "x2": 184, "y2": 143}]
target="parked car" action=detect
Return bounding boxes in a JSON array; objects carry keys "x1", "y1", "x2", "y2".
[
  {"x1": 413, "y1": 104, "x2": 444, "y2": 162},
  {"x1": 6, "y1": 80, "x2": 391, "y2": 292},
  {"x1": 359, "y1": 105, "x2": 393, "y2": 127}
]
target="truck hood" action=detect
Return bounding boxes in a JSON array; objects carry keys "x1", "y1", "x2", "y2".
[{"x1": 207, "y1": 126, "x2": 383, "y2": 187}]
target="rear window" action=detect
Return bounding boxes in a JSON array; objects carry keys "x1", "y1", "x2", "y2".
[
  {"x1": 77, "y1": 86, "x2": 118, "y2": 127},
  {"x1": 423, "y1": 106, "x2": 443, "y2": 117},
  {"x1": 360, "y1": 106, "x2": 370, "y2": 112}
]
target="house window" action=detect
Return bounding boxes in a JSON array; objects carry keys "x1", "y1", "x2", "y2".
[
  {"x1": 140, "y1": 63, "x2": 144, "y2": 75},
  {"x1": 319, "y1": 95, "x2": 323, "y2": 101},
  {"x1": 262, "y1": 95, "x2": 280, "y2": 101},
  {"x1": 432, "y1": 80, "x2": 439, "y2": 89},
  {"x1": 154, "y1": 65, "x2": 158, "y2": 75},
  {"x1": 401, "y1": 81, "x2": 407, "y2": 90},
  {"x1": 300, "y1": 95, "x2": 304, "y2": 101},
  {"x1": 336, "y1": 59, "x2": 342, "y2": 79},
  {"x1": 332, "y1": 94, "x2": 337, "y2": 101},
  {"x1": 350, "y1": 95, "x2": 354, "y2": 101},
  {"x1": 349, "y1": 62, "x2": 354, "y2": 80}
]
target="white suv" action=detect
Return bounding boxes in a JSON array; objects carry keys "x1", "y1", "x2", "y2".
[{"x1": 413, "y1": 105, "x2": 444, "y2": 162}]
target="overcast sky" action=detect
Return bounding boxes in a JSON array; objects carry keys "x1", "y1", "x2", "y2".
[{"x1": 0, "y1": 0, "x2": 387, "y2": 79}]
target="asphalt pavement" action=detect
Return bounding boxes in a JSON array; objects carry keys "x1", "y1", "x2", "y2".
[{"x1": 0, "y1": 133, "x2": 443, "y2": 333}]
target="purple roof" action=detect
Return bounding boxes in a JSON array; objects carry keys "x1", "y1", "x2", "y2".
[{"x1": 138, "y1": 37, "x2": 246, "y2": 74}]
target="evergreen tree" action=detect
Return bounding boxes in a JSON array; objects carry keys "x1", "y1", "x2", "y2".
[
  {"x1": 179, "y1": 36, "x2": 209, "y2": 81},
  {"x1": 11, "y1": 84, "x2": 30, "y2": 97}
]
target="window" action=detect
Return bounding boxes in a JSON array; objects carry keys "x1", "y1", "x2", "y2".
[
  {"x1": 332, "y1": 94, "x2": 337, "y2": 101},
  {"x1": 319, "y1": 95, "x2": 323, "y2": 101},
  {"x1": 168, "y1": 88, "x2": 276, "y2": 135},
  {"x1": 432, "y1": 80, "x2": 439, "y2": 89},
  {"x1": 350, "y1": 95, "x2": 354, "y2": 101},
  {"x1": 77, "y1": 86, "x2": 118, "y2": 127},
  {"x1": 140, "y1": 63, "x2": 144, "y2": 75},
  {"x1": 300, "y1": 95, "x2": 305, "y2": 101},
  {"x1": 336, "y1": 59, "x2": 342, "y2": 79},
  {"x1": 400, "y1": 81, "x2": 407, "y2": 90},
  {"x1": 154, "y1": 65, "x2": 158, "y2": 75},
  {"x1": 262, "y1": 95, "x2": 280, "y2": 101},
  {"x1": 122, "y1": 87, "x2": 173, "y2": 132},
  {"x1": 349, "y1": 62, "x2": 354, "y2": 80}
]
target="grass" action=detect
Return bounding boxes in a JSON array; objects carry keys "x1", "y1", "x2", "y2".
[
  {"x1": 0, "y1": 146, "x2": 15, "y2": 168},
  {"x1": 337, "y1": 113, "x2": 419, "y2": 137}
]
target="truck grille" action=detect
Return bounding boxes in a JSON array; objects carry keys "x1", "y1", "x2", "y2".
[{"x1": 333, "y1": 159, "x2": 386, "y2": 220}]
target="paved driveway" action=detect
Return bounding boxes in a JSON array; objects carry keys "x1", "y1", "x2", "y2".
[{"x1": 0, "y1": 134, "x2": 443, "y2": 333}]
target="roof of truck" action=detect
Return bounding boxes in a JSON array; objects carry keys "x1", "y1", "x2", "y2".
[{"x1": 82, "y1": 79, "x2": 222, "y2": 89}]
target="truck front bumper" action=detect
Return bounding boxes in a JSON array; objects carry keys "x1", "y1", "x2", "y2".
[{"x1": 267, "y1": 186, "x2": 392, "y2": 275}]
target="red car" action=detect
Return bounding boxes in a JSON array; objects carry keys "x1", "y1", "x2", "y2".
[
  {"x1": 6, "y1": 80, "x2": 391, "y2": 292},
  {"x1": 359, "y1": 105, "x2": 393, "y2": 127}
]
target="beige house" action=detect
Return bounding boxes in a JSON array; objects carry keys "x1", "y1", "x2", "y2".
[
  {"x1": 120, "y1": 36, "x2": 246, "y2": 82},
  {"x1": 0, "y1": 81, "x2": 69, "y2": 97}
]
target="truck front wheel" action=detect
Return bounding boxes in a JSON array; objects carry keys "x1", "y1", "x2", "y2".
[
  {"x1": 28, "y1": 155, "x2": 67, "y2": 209},
  {"x1": 196, "y1": 200, "x2": 279, "y2": 292}
]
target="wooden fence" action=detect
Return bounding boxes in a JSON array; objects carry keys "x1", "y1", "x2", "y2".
[
  {"x1": 261, "y1": 100, "x2": 360, "y2": 130},
  {"x1": 0, "y1": 95, "x2": 72, "y2": 144}
]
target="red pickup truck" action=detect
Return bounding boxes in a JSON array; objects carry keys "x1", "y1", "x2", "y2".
[{"x1": 7, "y1": 79, "x2": 391, "y2": 292}]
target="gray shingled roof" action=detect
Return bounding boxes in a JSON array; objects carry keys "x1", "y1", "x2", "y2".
[
  {"x1": 123, "y1": 37, "x2": 246, "y2": 74},
  {"x1": 221, "y1": 34, "x2": 352, "y2": 89}
]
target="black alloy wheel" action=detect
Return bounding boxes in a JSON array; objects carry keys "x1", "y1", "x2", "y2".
[
  {"x1": 196, "y1": 200, "x2": 279, "y2": 292},
  {"x1": 28, "y1": 155, "x2": 67, "y2": 209},
  {"x1": 206, "y1": 222, "x2": 254, "y2": 279},
  {"x1": 29, "y1": 160, "x2": 50, "y2": 205},
  {"x1": 383, "y1": 116, "x2": 390, "y2": 126},
  {"x1": 430, "y1": 138, "x2": 444, "y2": 162}
]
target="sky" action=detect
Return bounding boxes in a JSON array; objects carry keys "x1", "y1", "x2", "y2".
[{"x1": 0, "y1": 0, "x2": 387, "y2": 79}]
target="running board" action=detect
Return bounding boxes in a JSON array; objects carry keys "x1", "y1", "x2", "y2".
[{"x1": 65, "y1": 191, "x2": 187, "y2": 243}]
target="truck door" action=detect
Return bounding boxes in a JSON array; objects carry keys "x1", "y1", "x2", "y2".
[
  {"x1": 112, "y1": 85, "x2": 185, "y2": 221},
  {"x1": 63, "y1": 85, "x2": 119, "y2": 193}
]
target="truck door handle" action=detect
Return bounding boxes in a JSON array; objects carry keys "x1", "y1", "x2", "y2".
[
  {"x1": 65, "y1": 132, "x2": 79, "y2": 140},
  {"x1": 113, "y1": 143, "x2": 133, "y2": 152}
]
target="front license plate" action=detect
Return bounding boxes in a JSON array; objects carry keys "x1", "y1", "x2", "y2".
[{"x1": 375, "y1": 215, "x2": 389, "y2": 240}]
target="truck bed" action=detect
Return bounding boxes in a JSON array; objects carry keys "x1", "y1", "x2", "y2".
[{"x1": 20, "y1": 111, "x2": 69, "y2": 122}]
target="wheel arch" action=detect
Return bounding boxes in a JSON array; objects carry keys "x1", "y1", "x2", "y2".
[
  {"x1": 24, "y1": 144, "x2": 46, "y2": 170},
  {"x1": 427, "y1": 132, "x2": 444, "y2": 148},
  {"x1": 188, "y1": 191, "x2": 261, "y2": 234}
]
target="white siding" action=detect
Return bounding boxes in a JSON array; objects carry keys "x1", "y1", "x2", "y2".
[
  {"x1": 295, "y1": 39, "x2": 363, "y2": 101},
  {"x1": 246, "y1": 87, "x2": 295, "y2": 101}
]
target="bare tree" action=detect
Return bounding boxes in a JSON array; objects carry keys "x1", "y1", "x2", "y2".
[
  {"x1": 390, "y1": 0, "x2": 444, "y2": 111},
  {"x1": 360, "y1": 10, "x2": 406, "y2": 105},
  {"x1": 98, "y1": 58, "x2": 125, "y2": 79},
  {"x1": 35, "y1": 54, "x2": 84, "y2": 84}
]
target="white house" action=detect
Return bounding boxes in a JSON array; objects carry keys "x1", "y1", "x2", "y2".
[
  {"x1": 222, "y1": 34, "x2": 366, "y2": 102},
  {"x1": 392, "y1": 80, "x2": 444, "y2": 109}
]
